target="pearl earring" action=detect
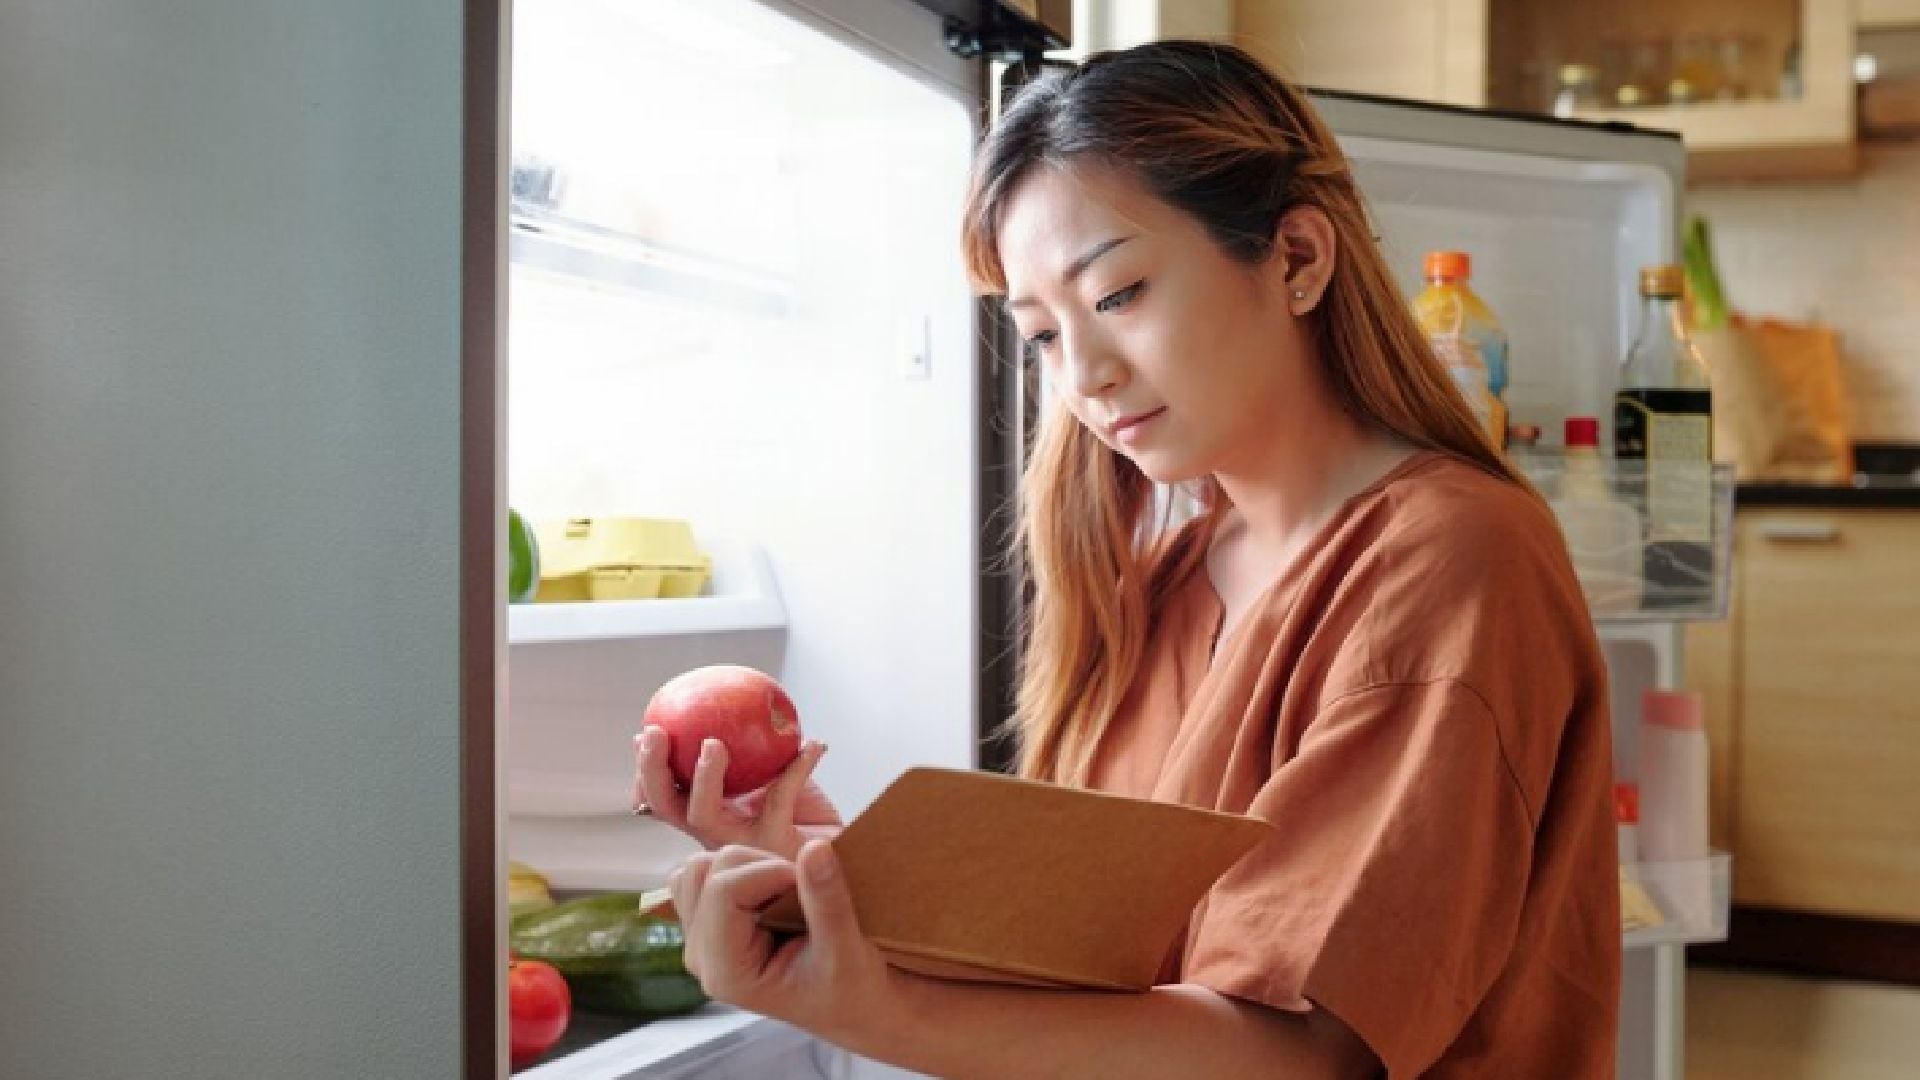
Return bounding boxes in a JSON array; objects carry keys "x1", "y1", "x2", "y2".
[{"x1": 1292, "y1": 289, "x2": 1306, "y2": 300}]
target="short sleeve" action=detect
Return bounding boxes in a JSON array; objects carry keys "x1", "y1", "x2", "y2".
[{"x1": 1177, "y1": 678, "x2": 1534, "y2": 1077}]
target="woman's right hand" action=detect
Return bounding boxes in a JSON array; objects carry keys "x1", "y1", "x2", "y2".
[{"x1": 632, "y1": 726, "x2": 842, "y2": 862}]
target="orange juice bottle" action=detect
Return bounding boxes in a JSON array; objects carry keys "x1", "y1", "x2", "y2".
[{"x1": 1414, "y1": 251, "x2": 1510, "y2": 448}]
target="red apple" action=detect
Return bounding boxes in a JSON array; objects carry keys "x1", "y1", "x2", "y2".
[{"x1": 643, "y1": 665, "x2": 803, "y2": 797}]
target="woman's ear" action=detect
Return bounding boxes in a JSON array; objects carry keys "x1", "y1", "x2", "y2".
[{"x1": 1272, "y1": 206, "x2": 1337, "y2": 314}]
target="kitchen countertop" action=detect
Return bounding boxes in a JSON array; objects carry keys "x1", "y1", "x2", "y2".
[
  {"x1": 1737, "y1": 443, "x2": 1920, "y2": 509},
  {"x1": 1737, "y1": 479, "x2": 1920, "y2": 509}
]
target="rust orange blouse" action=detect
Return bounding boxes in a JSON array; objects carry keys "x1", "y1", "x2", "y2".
[{"x1": 1087, "y1": 451, "x2": 1620, "y2": 1078}]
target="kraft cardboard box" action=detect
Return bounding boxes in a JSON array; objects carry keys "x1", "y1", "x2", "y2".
[{"x1": 752, "y1": 767, "x2": 1271, "y2": 991}]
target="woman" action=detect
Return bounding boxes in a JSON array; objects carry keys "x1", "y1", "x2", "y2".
[{"x1": 634, "y1": 40, "x2": 1619, "y2": 1079}]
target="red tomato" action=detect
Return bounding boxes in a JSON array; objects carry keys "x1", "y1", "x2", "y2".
[
  {"x1": 508, "y1": 958, "x2": 570, "y2": 1069},
  {"x1": 643, "y1": 665, "x2": 804, "y2": 797}
]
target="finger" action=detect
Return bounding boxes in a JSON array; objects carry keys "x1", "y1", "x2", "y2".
[
  {"x1": 794, "y1": 838, "x2": 863, "y2": 956},
  {"x1": 637, "y1": 727, "x2": 689, "y2": 825},
  {"x1": 759, "y1": 739, "x2": 828, "y2": 828},
  {"x1": 710, "y1": 843, "x2": 781, "y2": 874},
  {"x1": 630, "y1": 735, "x2": 652, "y2": 815},
  {"x1": 667, "y1": 854, "x2": 715, "y2": 977},
  {"x1": 683, "y1": 738, "x2": 732, "y2": 836},
  {"x1": 668, "y1": 853, "x2": 714, "y2": 921},
  {"x1": 708, "y1": 858, "x2": 801, "y2": 917},
  {"x1": 702, "y1": 859, "x2": 802, "y2": 993}
]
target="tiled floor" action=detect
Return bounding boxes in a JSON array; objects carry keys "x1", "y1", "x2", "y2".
[{"x1": 1687, "y1": 966, "x2": 1920, "y2": 1079}]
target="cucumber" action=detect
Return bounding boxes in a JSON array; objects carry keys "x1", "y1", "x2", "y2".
[
  {"x1": 566, "y1": 966, "x2": 709, "y2": 1018},
  {"x1": 509, "y1": 893, "x2": 708, "y2": 1019}
]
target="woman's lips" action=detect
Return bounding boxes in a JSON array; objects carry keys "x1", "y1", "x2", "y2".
[{"x1": 1109, "y1": 406, "x2": 1167, "y2": 444}]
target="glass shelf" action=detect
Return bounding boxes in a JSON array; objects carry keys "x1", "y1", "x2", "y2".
[
  {"x1": 507, "y1": 538, "x2": 786, "y2": 645},
  {"x1": 1623, "y1": 851, "x2": 1731, "y2": 949},
  {"x1": 508, "y1": 206, "x2": 798, "y2": 320},
  {"x1": 1518, "y1": 454, "x2": 1736, "y2": 623}
]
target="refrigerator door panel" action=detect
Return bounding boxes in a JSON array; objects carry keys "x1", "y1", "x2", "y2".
[
  {"x1": 1342, "y1": 133, "x2": 1674, "y2": 444},
  {"x1": 0, "y1": 3, "x2": 482, "y2": 1077},
  {"x1": 1317, "y1": 94, "x2": 1684, "y2": 447},
  {"x1": 506, "y1": 0, "x2": 983, "y2": 897}
]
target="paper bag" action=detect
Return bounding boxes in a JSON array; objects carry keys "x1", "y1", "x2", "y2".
[{"x1": 1697, "y1": 316, "x2": 1853, "y2": 483}]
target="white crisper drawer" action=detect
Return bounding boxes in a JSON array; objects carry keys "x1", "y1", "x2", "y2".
[{"x1": 521, "y1": 1006, "x2": 824, "y2": 1079}]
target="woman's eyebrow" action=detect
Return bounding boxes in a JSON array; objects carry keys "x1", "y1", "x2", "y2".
[{"x1": 1007, "y1": 236, "x2": 1133, "y2": 310}]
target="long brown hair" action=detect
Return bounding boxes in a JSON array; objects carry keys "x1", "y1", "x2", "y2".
[{"x1": 963, "y1": 41, "x2": 1527, "y2": 785}]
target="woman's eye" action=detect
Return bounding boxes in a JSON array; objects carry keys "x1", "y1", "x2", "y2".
[
  {"x1": 1095, "y1": 281, "x2": 1145, "y2": 314},
  {"x1": 1021, "y1": 328, "x2": 1058, "y2": 358}
]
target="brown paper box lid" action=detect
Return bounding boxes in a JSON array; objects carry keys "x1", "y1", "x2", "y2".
[{"x1": 758, "y1": 767, "x2": 1271, "y2": 991}]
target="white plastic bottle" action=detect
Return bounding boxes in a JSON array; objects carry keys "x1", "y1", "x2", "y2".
[
  {"x1": 1639, "y1": 689, "x2": 1712, "y2": 925},
  {"x1": 1549, "y1": 417, "x2": 1644, "y2": 616}
]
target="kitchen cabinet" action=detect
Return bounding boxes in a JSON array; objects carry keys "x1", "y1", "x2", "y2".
[
  {"x1": 1493, "y1": 0, "x2": 1859, "y2": 181},
  {"x1": 1230, "y1": 0, "x2": 1857, "y2": 181},
  {"x1": 1861, "y1": 0, "x2": 1920, "y2": 29},
  {"x1": 1687, "y1": 508, "x2": 1920, "y2": 923},
  {"x1": 1232, "y1": 1, "x2": 1488, "y2": 107}
]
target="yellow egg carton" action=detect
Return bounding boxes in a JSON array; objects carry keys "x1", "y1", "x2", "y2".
[{"x1": 531, "y1": 517, "x2": 712, "y2": 603}]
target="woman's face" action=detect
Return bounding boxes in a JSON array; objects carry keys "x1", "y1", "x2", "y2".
[{"x1": 996, "y1": 162, "x2": 1320, "y2": 484}]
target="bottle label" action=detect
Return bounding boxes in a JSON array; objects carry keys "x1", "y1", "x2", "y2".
[
  {"x1": 1614, "y1": 389, "x2": 1712, "y2": 461},
  {"x1": 1616, "y1": 390, "x2": 1715, "y2": 607}
]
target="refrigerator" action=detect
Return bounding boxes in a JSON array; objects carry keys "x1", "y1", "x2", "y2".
[
  {"x1": 502, "y1": 2, "x2": 1713, "y2": 1078},
  {"x1": 0, "y1": 2, "x2": 1721, "y2": 1077}
]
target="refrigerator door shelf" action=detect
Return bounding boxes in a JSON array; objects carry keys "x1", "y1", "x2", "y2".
[
  {"x1": 1622, "y1": 851, "x2": 1732, "y2": 950},
  {"x1": 509, "y1": 536, "x2": 786, "y2": 644}
]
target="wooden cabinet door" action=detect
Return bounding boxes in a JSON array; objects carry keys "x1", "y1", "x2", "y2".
[
  {"x1": 1234, "y1": 0, "x2": 1488, "y2": 107},
  {"x1": 1734, "y1": 510, "x2": 1920, "y2": 920},
  {"x1": 1861, "y1": 0, "x2": 1920, "y2": 29}
]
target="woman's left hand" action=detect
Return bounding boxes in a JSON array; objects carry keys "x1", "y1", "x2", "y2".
[{"x1": 667, "y1": 839, "x2": 899, "y2": 1042}]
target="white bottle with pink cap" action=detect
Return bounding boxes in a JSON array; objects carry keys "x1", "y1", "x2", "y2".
[{"x1": 1639, "y1": 689, "x2": 1712, "y2": 923}]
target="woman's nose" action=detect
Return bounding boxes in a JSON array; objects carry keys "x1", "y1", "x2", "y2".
[{"x1": 1061, "y1": 332, "x2": 1125, "y2": 398}]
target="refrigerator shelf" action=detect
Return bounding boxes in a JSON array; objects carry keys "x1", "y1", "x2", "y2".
[
  {"x1": 509, "y1": 207, "x2": 798, "y2": 319},
  {"x1": 508, "y1": 538, "x2": 786, "y2": 644},
  {"x1": 1622, "y1": 851, "x2": 1732, "y2": 950},
  {"x1": 515, "y1": 1004, "x2": 813, "y2": 1080},
  {"x1": 1518, "y1": 455, "x2": 1737, "y2": 623}
]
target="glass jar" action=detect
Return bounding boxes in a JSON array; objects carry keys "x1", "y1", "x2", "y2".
[
  {"x1": 1618, "y1": 40, "x2": 1669, "y2": 108},
  {"x1": 1553, "y1": 63, "x2": 1603, "y2": 117},
  {"x1": 1715, "y1": 36, "x2": 1751, "y2": 100}
]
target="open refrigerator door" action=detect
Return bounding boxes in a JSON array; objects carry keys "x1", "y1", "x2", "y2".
[{"x1": 1319, "y1": 91, "x2": 1731, "y2": 1080}]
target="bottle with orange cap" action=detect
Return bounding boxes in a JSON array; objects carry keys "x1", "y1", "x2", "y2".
[{"x1": 1413, "y1": 250, "x2": 1510, "y2": 449}]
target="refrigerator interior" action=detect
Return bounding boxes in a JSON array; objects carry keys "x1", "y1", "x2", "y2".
[
  {"x1": 1343, "y1": 132, "x2": 1675, "y2": 448},
  {"x1": 504, "y1": 0, "x2": 982, "y2": 891}
]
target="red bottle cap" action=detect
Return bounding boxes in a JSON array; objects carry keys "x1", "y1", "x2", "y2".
[
  {"x1": 1564, "y1": 416, "x2": 1601, "y2": 448},
  {"x1": 1643, "y1": 689, "x2": 1705, "y2": 732},
  {"x1": 1613, "y1": 782, "x2": 1640, "y2": 825}
]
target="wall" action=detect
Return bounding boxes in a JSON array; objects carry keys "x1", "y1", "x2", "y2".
[{"x1": 1688, "y1": 143, "x2": 1920, "y2": 441}]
